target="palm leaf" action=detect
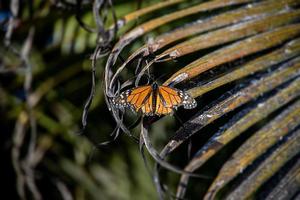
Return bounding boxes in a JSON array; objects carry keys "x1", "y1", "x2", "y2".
[
  {"x1": 105, "y1": 0, "x2": 300, "y2": 199},
  {"x1": 2, "y1": 0, "x2": 300, "y2": 199}
]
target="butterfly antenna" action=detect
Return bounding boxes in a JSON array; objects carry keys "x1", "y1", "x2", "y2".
[{"x1": 155, "y1": 73, "x2": 168, "y2": 83}]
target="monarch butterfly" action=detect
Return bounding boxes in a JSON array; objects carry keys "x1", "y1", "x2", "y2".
[{"x1": 112, "y1": 82, "x2": 197, "y2": 116}]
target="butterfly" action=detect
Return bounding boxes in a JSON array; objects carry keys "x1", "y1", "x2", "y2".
[{"x1": 111, "y1": 82, "x2": 197, "y2": 116}]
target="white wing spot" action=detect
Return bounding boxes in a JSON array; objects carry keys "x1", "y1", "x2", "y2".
[{"x1": 181, "y1": 92, "x2": 197, "y2": 109}]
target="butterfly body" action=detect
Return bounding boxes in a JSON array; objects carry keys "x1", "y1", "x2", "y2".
[
  {"x1": 112, "y1": 82, "x2": 197, "y2": 116},
  {"x1": 149, "y1": 82, "x2": 158, "y2": 110}
]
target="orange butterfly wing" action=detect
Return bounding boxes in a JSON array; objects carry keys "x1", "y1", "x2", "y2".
[
  {"x1": 112, "y1": 84, "x2": 197, "y2": 116},
  {"x1": 155, "y1": 93, "x2": 173, "y2": 115},
  {"x1": 112, "y1": 85, "x2": 154, "y2": 115},
  {"x1": 158, "y1": 86, "x2": 197, "y2": 109},
  {"x1": 158, "y1": 86, "x2": 183, "y2": 108},
  {"x1": 127, "y1": 86, "x2": 152, "y2": 111},
  {"x1": 140, "y1": 93, "x2": 154, "y2": 115}
]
